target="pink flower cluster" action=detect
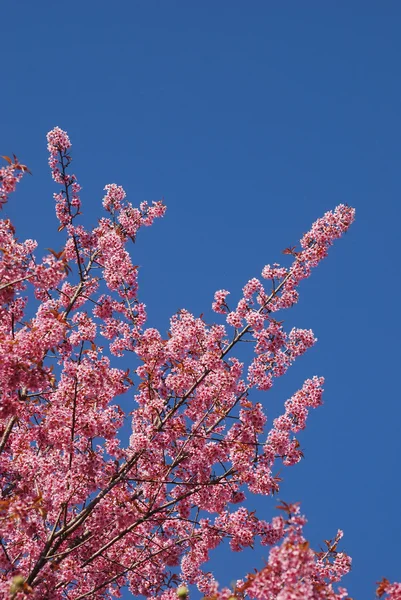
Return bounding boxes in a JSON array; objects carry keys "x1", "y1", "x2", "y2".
[
  {"x1": 102, "y1": 183, "x2": 126, "y2": 211},
  {"x1": 212, "y1": 289, "x2": 230, "y2": 313},
  {"x1": 0, "y1": 128, "x2": 376, "y2": 600},
  {"x1": 236, "y1": 506, "x2": 352, "y2": 600},
  {"x1": 0, "y1": 162, "x2": 24, "y2": 208}
]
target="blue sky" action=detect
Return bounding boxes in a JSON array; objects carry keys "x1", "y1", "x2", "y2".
[{"x1": 2, "y1": 2, "x2": 401, "y2": 598}]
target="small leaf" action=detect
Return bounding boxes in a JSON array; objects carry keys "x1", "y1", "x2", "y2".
[
  {"x1": 282, "y1": 246, "x2": 296, "y2": 255},
  {"x1": 376, "y1": 578, "x2": 390, "y2": 598}
]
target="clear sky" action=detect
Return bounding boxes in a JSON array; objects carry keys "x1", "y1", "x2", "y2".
[{"x1": 2, "y1": 2, "x2": 401, "y2": 598}]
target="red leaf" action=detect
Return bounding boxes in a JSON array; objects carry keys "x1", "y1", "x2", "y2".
[
  {"x1": 376, "y1": 578, "x2": 390, "y2": 598},
  {"x1": 282, "y1": 246, "x2": 296, "y2": 255}
]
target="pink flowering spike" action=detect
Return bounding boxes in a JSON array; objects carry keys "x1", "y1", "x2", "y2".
[
  {"x1": 47, "y1": 127, "x2": 81, "y2": 229},
  {"x1": 259, "y1": 205, "x2": 355, "y2": 313}
]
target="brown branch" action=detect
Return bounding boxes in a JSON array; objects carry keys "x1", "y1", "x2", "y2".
[
  {"x1": 62, "y1": 251, "x2": 98, "y2": 320},
  {"x1": 68, "y1": 343, "x2": 84, "y2": 470},
  {"x1": 0, "y1": 415, "x2": 17, "y2": 454},
  {"x1": 58, "y1": 149, "x2": 84, "y2": 282},
  {"x1": 0, "y1": 274, "x2": 34, "y2": 291}
]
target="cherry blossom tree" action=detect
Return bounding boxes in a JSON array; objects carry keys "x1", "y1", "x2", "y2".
[{"x1": 0, "y1": 129, "x2": 397, "y2": 599}]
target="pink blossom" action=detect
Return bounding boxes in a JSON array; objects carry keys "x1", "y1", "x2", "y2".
[{"x1": 103, "y1": 183, "x2": 126, "y2": 211}]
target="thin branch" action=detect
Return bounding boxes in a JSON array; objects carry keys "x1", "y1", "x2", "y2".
[
  {"x1": 58, "y1": 149, "x2": 84, "y2": 282},
  {"x1": 0, "y1": 416, "x2": 17, "y2": 454},
  {"x1": 68, "y1": 342, "x2": 84, "y2": 470},
  {"x1": 0, "y1": 274, "x2": 34, "y2": 291},
  {"x1": 62, "y1": 251, "x2": 98, "y2": 320}
]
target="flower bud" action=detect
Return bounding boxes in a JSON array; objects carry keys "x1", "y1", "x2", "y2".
[
  {"x1": 10, "y1": 575, "x2": 25, "y2": 594},
  {"x1": 177, "y1": 585, "x2": 189, "y2": 599}
]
